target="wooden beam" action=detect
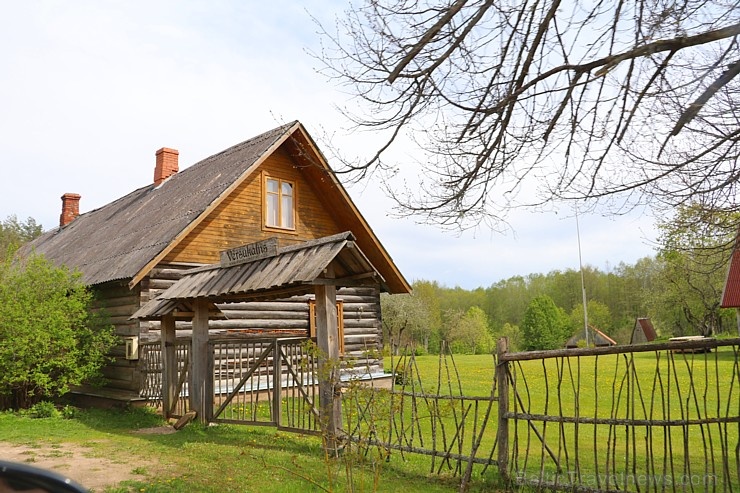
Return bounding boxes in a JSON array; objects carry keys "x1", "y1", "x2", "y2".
[
  {"x1": 315, "y1": 265, "x2": 342, "y2": 455},
  {"x1": 309, "y1": 272, "x2": 378, "y2": 286},
  {"x1": 496, "y1": 337, "x2": 510, "y2": 484},
  {"x1": 191, "y1": 299, "x2": 212, "y2": 424},
  {"x1": 161, "y1": 315, "x2": 177, "y2": 419}
]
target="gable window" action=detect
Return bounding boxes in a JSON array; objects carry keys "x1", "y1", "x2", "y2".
[
  {"x1": 265, "y1": 176, "x2": 295, "y2": 230},
  {"x1": 309, "y1": 300, "x2": 345, "y2": 353}
]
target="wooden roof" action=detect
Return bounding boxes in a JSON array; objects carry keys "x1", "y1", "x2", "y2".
[
  {"x1": 23, "y1": 122, "x2": 410, "y2": 294},
  {"x1": 133, "y1": 232, "x2": 381, "y2": 319},
  {"x1": 632, "y1": 317, "x2": 657, "y2": 342},
  {"x1": 565, "y1": 326, "x2": 617, "y2": 348}
]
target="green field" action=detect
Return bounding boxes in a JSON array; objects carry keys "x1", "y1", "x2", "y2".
[
  {"x1": 379, "y1": 348, "x2": 740, "y2": 490},
  {"x1": 0, "y1": 349, "x2": 737, "y2": 492}
]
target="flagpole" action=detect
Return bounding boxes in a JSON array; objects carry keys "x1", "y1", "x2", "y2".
[{"x1": 575, "y1": 207, "x2": 589, "y2": 346}]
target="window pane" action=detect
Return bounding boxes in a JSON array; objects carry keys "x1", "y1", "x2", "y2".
[
  {"x1": 281, "y1": 182, "x2": 293, "y2": 197},
  {"x1": 282, "y1": 194, "x2": 294, "y2": 228},
  {"x1": 266, "y1": 194, "x2": 279, "y2": 227},
  {"x1": 267, "y1": 179, "x2": 279, "y2": 193}
]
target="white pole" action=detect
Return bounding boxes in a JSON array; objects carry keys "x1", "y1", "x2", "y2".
[{"x1": 575, "y1": 208, "x2": 589, "y2": 346}]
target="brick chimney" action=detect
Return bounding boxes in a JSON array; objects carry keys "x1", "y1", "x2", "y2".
[
  {"x1": 154, "y1": 147, "x2": 179, "y2": 186},
  {"x1": 59, "y1": 193, "x2": 81, "y2": 227}
]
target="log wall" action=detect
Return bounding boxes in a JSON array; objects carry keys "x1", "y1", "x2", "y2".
[
  {"x1": 142, "y1": 262, "x2": 384, "y2": 377},
  {"x1": 90, "y1": 281, "x2": 142, "y2": 391}
]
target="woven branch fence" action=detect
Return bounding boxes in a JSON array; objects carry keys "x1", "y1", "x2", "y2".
[
  {"x1": 344, "y1": 338, "x2": 740, "y2": 493},
  {"x1": 139, "y1": 337, "x2": 740, "y2": 492}
]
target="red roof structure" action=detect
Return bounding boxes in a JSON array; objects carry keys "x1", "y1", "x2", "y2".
[
  {"x1": 630, "y1": 318, "x2": 657, "y2": 344},
  {"x1": 721, "y1": 246, "x2": 740, "y2": 308}
]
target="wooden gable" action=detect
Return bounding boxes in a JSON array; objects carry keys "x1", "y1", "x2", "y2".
[
  {"x1": 164, "y1": 146, "x2": 343, "y2": 265},
  {"x1": 155, "y1": 126, "x2": 410, "y2": 294}
]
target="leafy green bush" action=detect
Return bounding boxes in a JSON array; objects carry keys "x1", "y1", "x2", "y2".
[
  {"x1": 29, "y1": 400, "x2": 60, "y2": 418},
  {"x1": 0, "y1": 253, "x2": 117, "y2": 409}
]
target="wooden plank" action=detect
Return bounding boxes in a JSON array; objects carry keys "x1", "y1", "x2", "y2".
[
  {"x1": 209, "y1": 319, "x2": 308, "y2": 330},
  {"x1": 161, "y1": 315, "x2": 177, "y2": 419},
  {"x1": 144, "y1": 278, "x2": 177, "y2": 291},
  {"x1": 92, "y1": 294, "x2": 139, "y2": 309},
  {"x1": 218, "y1": 301, "x2": 309, "y2": 310},
  {"x1": 315, "y1": 266, "x2": 342, "y2": 454},
  {"x1": 101, "y1": 364, "x2": 135, "y2": 382},
  {"x1": 92, "y1": 303, "x2": 137, "y2": 318},
  {"x1": 149, "y1": 267, "x2": 188, "y2": 280},
  {"x1": 218, "y1": 310, "x2": 308, "y2": 320},
  {"x1": 191, "y1": 299, "x2": 211, "y2": 424},
  {"x1": 343, "y1": 320, "x2": 379, "y2": 330}
]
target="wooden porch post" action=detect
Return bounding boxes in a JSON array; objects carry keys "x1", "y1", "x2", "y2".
[
  {"x1": 191, "y1": 299, "x2": 213, "y2": 424},
  {"x1": 315, "y1": 268, "x2": 342, "y2": 454},
  {"x1": 161, "y1": 314, "x2": 177, "y2": 419}
]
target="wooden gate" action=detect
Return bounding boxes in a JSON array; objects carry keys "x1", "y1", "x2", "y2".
[
  {"x1": 210, "y1": 337, "x2": 321, "y2": 434},
  {"x1": 140, "y1": 340, "x2": 191, "y2": 417},
  {"x1": 141, "y1": 337, "x2": 320, "y2": 433}
]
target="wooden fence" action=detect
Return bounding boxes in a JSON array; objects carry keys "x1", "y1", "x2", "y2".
[
  {"x1": 346, "y1": 338, "x2": 740, "y2": 492},
  {"x1": 497, "y1": 337, "x2": 740, "y2": 492},
  {"x1": 139, "y1": 337, "x2": 740, "y2": 492},
  {"x1": 343, "y1": 350, "x2": 499, "y2": 488}
]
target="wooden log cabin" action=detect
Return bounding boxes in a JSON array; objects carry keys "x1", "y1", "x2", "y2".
[{"x1": 23, "y1": 121, "x2": 410, "y2": 404}]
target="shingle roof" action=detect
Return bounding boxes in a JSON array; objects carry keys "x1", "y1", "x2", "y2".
[
  {"x1": 22, "y1": 122, "x2": 298, "y2": 286},
  {"x1": 133, "y1": 232, "x2": 382, "y2": 319}
]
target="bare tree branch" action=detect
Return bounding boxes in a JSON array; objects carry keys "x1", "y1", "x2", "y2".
[{"x1": 314, "y1": 0, "x2": 740, "y2": 229}]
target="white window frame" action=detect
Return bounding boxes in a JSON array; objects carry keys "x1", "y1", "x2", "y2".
[{"x1": 264, "y1": 175, "x2": 295, "y2": 231}]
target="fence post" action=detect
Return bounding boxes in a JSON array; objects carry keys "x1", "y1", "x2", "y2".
[
  {"x1": 161, "y1": 314, "x2": 177, "y2": 419},
  {"x1": 191, "y1": 299, "x2": 211, "y2": 424},
  {"x1": 273, "y1": 340, "x2": 282, "y2": 427},
  {"x1": 496, "y1": 337, "x2": 510, "y2": 484},
  {"x1": 315, "y1": 267, "x2": 342, "y2": 456}
]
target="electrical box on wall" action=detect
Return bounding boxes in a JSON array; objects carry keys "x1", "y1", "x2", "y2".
[{"x1": 124, "y1": 336, "x2": 139, "y2": 360}]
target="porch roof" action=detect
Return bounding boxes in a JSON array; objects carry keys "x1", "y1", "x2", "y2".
[{"x1": 131, "y1": 231, "x2": 383, "y2": 320}]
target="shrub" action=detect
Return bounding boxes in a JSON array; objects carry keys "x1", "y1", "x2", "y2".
[
  {"x1": 29, "y1": 401, "x2": 60, "y2": 418},
  {"x1": 0, "y1": 253, "x2": 117, "y2": 409},
  {"x1": 522, "y1": 295, "x2": 571, "y2": 350}
]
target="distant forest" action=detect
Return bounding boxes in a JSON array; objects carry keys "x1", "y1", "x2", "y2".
[{"x1": 382, "y1": 204, "x2": 740, "y2": 354}]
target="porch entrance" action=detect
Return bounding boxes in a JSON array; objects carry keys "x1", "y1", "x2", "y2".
[
  {"x1": 133, "y1": 232, "x2": 381, "y2": 450},
  {"x1": 141, "y1": 337, "x2": 321, "y2": 434}
]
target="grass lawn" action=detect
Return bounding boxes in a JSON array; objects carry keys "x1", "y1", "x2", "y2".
[
  {"x1": 0, "y1": 405, "x2": 501, "y2": 492},
  {"x1": 383, "y1": 348, "x2": 740, "y2": 490},
  {"x1": 1, "y1": 348, "x2": 736, "y2": 492}
]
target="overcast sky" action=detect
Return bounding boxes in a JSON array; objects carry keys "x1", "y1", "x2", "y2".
[{"x1": 0, "y1": 1, "x2": 659, "y2": 290}]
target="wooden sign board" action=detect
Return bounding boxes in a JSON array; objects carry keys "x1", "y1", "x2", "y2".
[{"x1": 220, "y1": 238, "x2": 278, "y2": 267}]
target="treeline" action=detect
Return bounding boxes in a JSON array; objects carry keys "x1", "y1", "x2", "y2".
[
  {"x1": 382, "y1": 255, "x2": 736, "y2": 354},
  {"x1": 382, "y1": 204, "x2": 740, "y2": 354}
]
